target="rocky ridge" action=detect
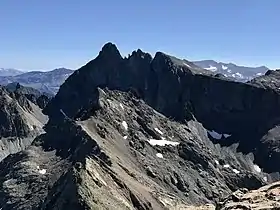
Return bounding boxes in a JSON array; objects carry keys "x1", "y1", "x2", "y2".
[
  {"x1": 0, "y1": 86, "x2": 48, "y2": 162},
  {"x1": 0, "y1": 43, "x2": 280, "y2": 209},
  {"x1": 5, "y1": 82, "x2": 52, "y2": 109}
]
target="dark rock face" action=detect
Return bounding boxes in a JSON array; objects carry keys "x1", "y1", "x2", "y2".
[
  {"x1": 5, "y1": 83, "x2": 52, "y2": 109},
  {"x1": 45, "y1": 43, "x2": 280, "y2": 173},
  {"x1": 0, "y1": 88, "x2": 30, "y2": 138},
  {"x1": 249, "y1": 69, "x2": 280, "y2": 92}
]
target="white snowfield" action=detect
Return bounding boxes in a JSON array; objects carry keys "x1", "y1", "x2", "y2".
[
  {"x1": 205, "y1": 65, "x2": 218, "y2": 71},
  {"x1": 253, "y1": 164, "x2": 262, "y2": 173},
  {"x1": 148, "y1": 137, "x2": 179, "y2": 146},
  {"x1": 121, "y1": 121, "x2": 128, "y2": 131},
  {"x1": 154, "y1": 127, "x2": 163, "y2": 135},
  {"x1": 208, "y1": 130, "x2": 231, "y2": 140},
  {"x1": 183, "y1": 62, "x2": 192, "y2": 68},
  {"x1": 156, "y1": 153, "x2": 164, "y2": 158}
]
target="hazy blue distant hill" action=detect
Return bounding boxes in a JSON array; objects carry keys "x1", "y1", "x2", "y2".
[{"x1": 0, "y1": 68, "x2": 74, "y2": 95}]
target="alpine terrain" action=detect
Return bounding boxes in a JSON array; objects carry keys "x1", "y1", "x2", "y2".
[
  {"x1": 0, "y1": 43, "x2": 280, "y2": 209},
  {"x1": 193, "y1": 60, "x2": 269, "y2": 82}
]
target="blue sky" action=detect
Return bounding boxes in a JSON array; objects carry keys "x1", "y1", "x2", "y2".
[{"x1": 0, "y1": 0, "x2": 279, "y2": 70}]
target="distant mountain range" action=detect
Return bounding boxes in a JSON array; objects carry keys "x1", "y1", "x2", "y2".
[
  {"x1": 0, "y1": 68, "x2": 24, "y2": 76},
  {"x1": 0, "y1": 68, "x2": 74, "y2": 95},
  {"x1": 193, "y1": 60, "x2": 270, "y2": 82}
]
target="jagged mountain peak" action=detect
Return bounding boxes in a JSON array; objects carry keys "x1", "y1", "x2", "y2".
[
  {"x1": 130, "y1": 48, "x2": 153, "y2": 61},
  {"x1": 98, "y1": 42, "x2": 122, "y2": 60}
]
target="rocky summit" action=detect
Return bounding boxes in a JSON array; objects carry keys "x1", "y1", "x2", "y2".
[{"x1": 0, "y1": 43, "x2": 280, "y2": 209}]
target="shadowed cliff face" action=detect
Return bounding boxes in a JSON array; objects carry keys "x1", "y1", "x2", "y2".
[{"x1": 45, "y1": 43, "x2": 280, "y2": 173}]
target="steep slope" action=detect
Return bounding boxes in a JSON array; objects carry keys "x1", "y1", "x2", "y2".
[
  {"x1": 1, "y1": 43, "x2": 280, "y2": 209},
  {"x1": 0, "y1": 86, "x2": 48, "y2": 162},
  {"x1": 193, "y1": 60, "x2": 269, "y2": 82},
  {"x1": 0, "y1": 68, "x2": 73, "y2": 95},
  {"x1": 0, "y1": 88, "x2": 267, "y2": 209}
]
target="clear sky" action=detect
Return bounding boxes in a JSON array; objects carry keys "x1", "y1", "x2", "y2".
[{"x1": 0, "y1": 0, "x2": 279, "y2": 70}]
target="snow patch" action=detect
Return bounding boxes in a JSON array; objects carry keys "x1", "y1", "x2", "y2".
[
  {"x1": 253, "y1": 164, "x2": 262, "y2": 173},
  {"x1": 235, "y1": 72, "x2": 243, "y2": 78},
  {"x1": 263, "y1": 176, "x2": 268, "y2": 182},
  {"x1": 214, "y1": 160, "x2": 219, "y2": 165},
  {"x1": 119, "y1": 103, "x2": 124, "y2": 111},
  {"x1": 121, "y1": 121, "x2": 128, "y2": 131},
  {"x1": 156, "y1": 153, "x2": 164, "y2": 158},
  {"x1": 154, "y1": 128, "x2": 163, "y2": 135},
  {"x1": 208, "y1": 130, "x2": 231, "y2": 140},
  {"x1": 107, "y1": 99, "x2": 117, "y2": 109},
  {"x1": 222, "y1": 65, "x2": 228, "y2": 70},
  {"x1": 123, "y1": 135, "x2": 128, "y2": 140},
  {"x1": 223, "y1": 134, "x2": 231, "y2": 138},
  {"x1": 148, "y1": 138, "x2": 179, "y2": 146},
  {"x1": 232, "y1": 72, "x2": 243, "y2": 78},
  {"x1": 256, "y1": 72, "x2": 263, "y2": 76},
  {"x1": 205, "y1": 65, "x2": 218, "y2": 72},
  {"x1": 208, "y1": 130, "x2": 222, "y2": 140},
  {"x1": 38, "y1": 169, "x2": 47, "y2": 175},
  {"x1": 29, "y1": 125, "x2": 34, "y2": 131},
  {"x1": 227, "y1": 69, "x2": 232, "y2": 73},
  {"x1": 223, "y1": 164, "x2": 230, "y2": 168},
  {"x1": 232, "y1": 168, "x2": 240, "y2": 174},
  {"x1": 183, "y1": 62, "x2": 192, "y2": 68}
]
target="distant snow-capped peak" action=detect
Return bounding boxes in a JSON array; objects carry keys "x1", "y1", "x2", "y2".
[{"x1": 193, "y1": 60, "x2": 269, "y2": 82}]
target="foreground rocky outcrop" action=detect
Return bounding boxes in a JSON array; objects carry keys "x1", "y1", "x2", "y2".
[
  {"x1": 1, "y1": 43, "x2": 280, "y2": 209},
  {"x1": 217, "y1": 181, "x2": 280, "y2": 209}
]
